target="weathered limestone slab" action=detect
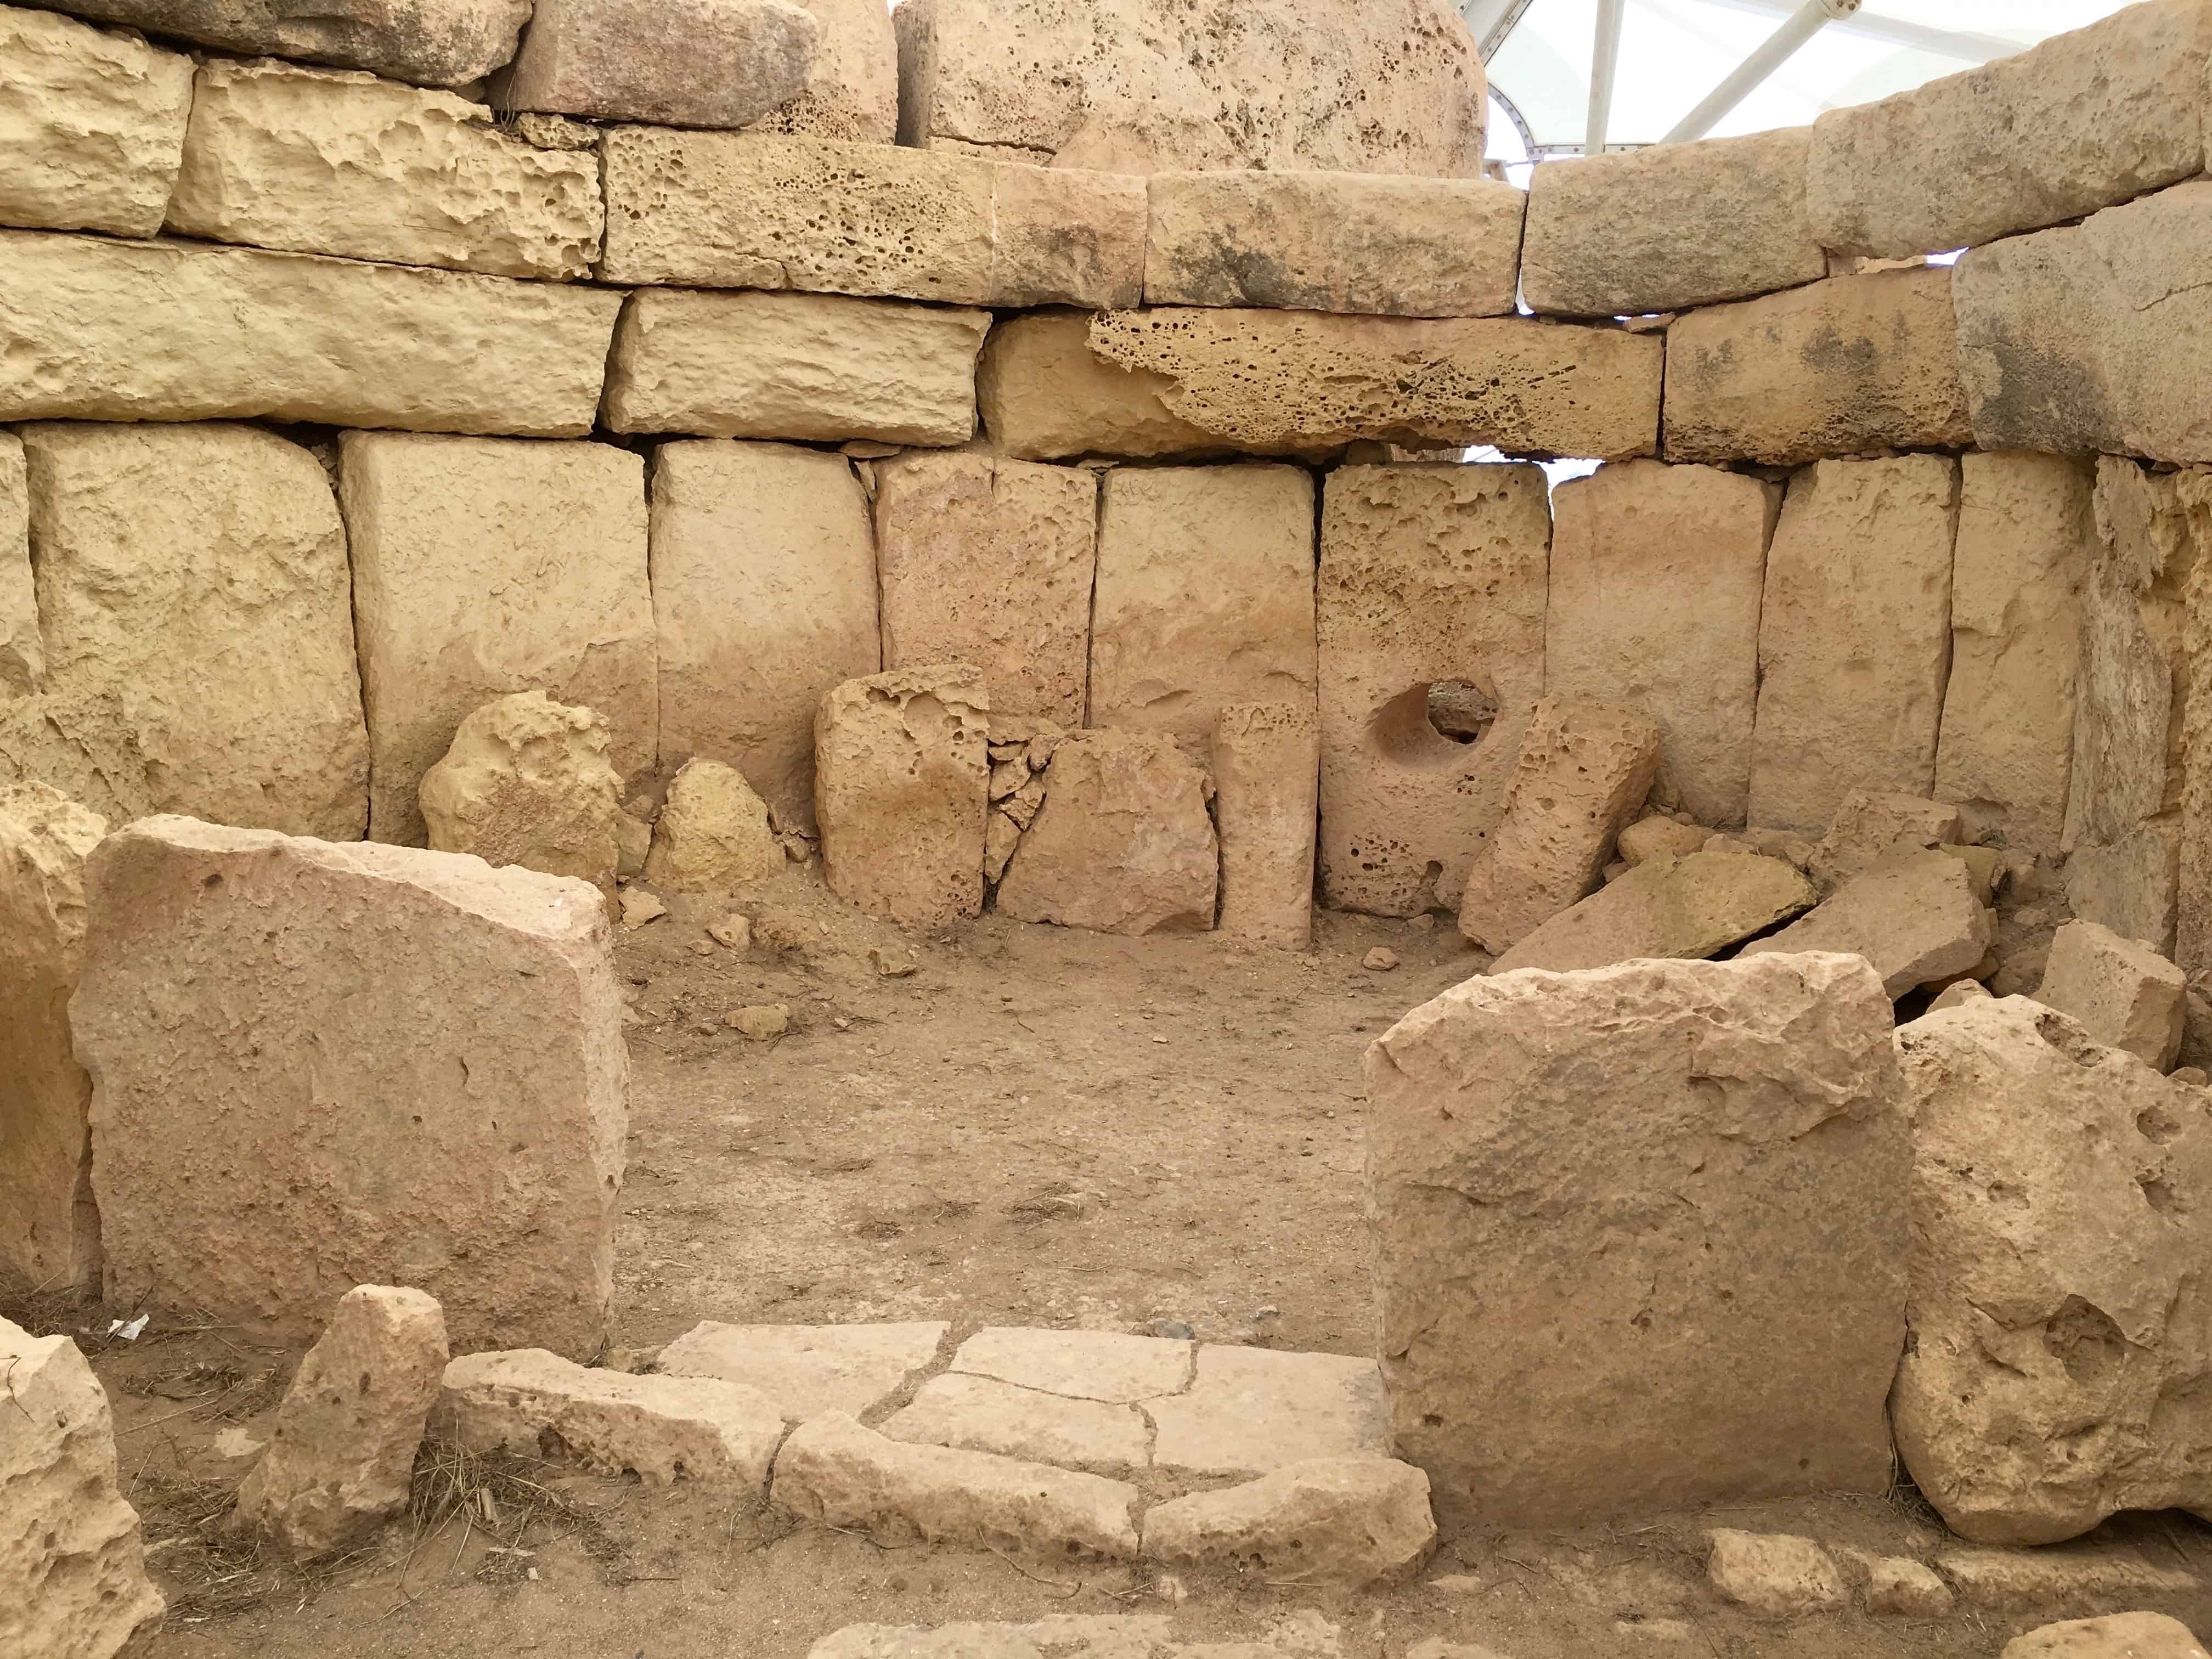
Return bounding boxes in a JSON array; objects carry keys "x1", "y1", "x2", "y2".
[
  {"x1": 658, "y1": 1322, "x2": 948, "y2": 1421},
  {"x1": 1894, "y1": 997, "x2": 2212, "y2": 1544},
  {"x1": 1521, "y1": 127, "x2": 1824, "y2": 319},
  {"x1": 892, "y1": 0, "x2": 1486, "y2": 177},
  {"x1": 3, "y1": 422, "x2": 368, "y2": 839},
  {"x1": 989, "y1": 163, "x2": 1146, "y2": 309},
  {"x1": 1748, "y1": 456, "x2": 1960, "y2": 834},
  {"x1": 604, "y1": 289, "x2": 989, "y2": 447},
  {"x1": 76, "y1": 819, "x2": 626, "y2": 1358},
  {"x1": 0, "y1": 435, "x2": 31, "y2": 699},
  {"x1": 1215, "y1": 701, "x2": 1320, "y2": 951},
  {"x1": 743, "y1": 0, "x2": 898, "y2": 143},
  {"x1": 644, "y1": 759, "x2": 782, "y2": 893},
  {"x1": 808, "y1": 1618, "x2": 1184, "y2": 1659},
  {"x1": 1150, "y1": 1347, "x2": 1390, "y2": 1480},
  {"x1": 1941, "y1": 1545, "x2": 2200, "y2": 1616},
  {"x1": 1618, "y1": 817, "x2": 1706, "y2": 866},
  {"x1": 1807, "y1": 2, "x2": 2212, "y2": 260},
  {"x1": 420, "y1": 693, "x2": 626, "y2": 888},
  {"x1": 2177, "y1": 471, "x2": 2212, "y2": 977},
  {"x1": 882, "y1": 1374, "x2": 1149, "y2": 1474},
  {"x1": 1488, "y1": 848, "x2": 1816, "y2": 975},
  {"x1": 1090, "y1": 309, "x2": 1662, "y2": 460},
  {"x1": 1663, "y1": 268, "x2": 1970, "y2": 466},
  {"x1": 816, "y1": 664, "x2": 991, "y2": 930},
  {"x1": 1706, "y1": 1531, "x2": 1847, "y2": 1618},
  {"x1": 0, "y1": 784, "x2": 104, "y2": 1295},
  {"x1": 649, "y1": 441, "x2": 878, "y2": 834},
  {"x1": 995, "y1": 730, "x2": 1216, "y2": 936},
  {"x1": 1741, "y1": 850, "x2": 1995, "y2": 999},
  {"x1": 2073, "y1": 825, "x2": 2183, "y2": 962},
  {"x1": 873, "y1": 453, "x2": 1097, "y2": 727},
  {"x1": 1545, "y1": 460, "x2": 1775, "y2": 828},
  {"x1": 0, "y1": 1318, "x2": 165, "y2": 1659},
  {"x1": 975, "y1": 309, "x2": 1224, "y2": 461},
  {"x1": 2038, "y1": 919, "x2": 2187, "y2": 1073},
  {"x1": 772, "y1": 1412, "x2": 1141, "y2": 1558},
  {"x1": 0, "y1": 4, "x2": 190, "y2": 239},
  {"x1": 949, "y1": 1328, "x2": 1190, "y2": 1403},
  {"x1": 1090, "y1": 465, "x2": 1316, "y2": 751},
  {"x1": 1144, "y1": 171, "x2": 1523, "y2": 318},
  {"x1": 60, "y1": 0, "x2": 526, "y2": 83},
  {"x1": 341, "y1": 432, "x2": 653, "y2": 847},
  {"x1": 168, "y1": 60, "x2": 602, "y2": 280},
  {"x1": 494, "y1": 0, "x2": 819, "y2": 127},
  {"x1": 1809, "y1": 789, "x2": 1963, "y2": 889},
  {"x1": 1368, "y1": 952, "x2": 1908, "y2": 1528},
  {"x1": 233, "y1": 1286, "x2": 448, "y2": 1558},
  {"x1": 2003, "y1": 1615, "x2": 2211, "y2": 1659},
  {"x1": 1143, "y1": 1459, "x2": 1435, "y2": 1588}
]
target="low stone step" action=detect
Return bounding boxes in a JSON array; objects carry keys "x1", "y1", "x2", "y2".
[
  {"x1": 656, "y1": 1319, "x2": 947, "y2": 1421},
  {"x1": 1142, "y1": 1457, "x2": 1436, "y2": 1588}
]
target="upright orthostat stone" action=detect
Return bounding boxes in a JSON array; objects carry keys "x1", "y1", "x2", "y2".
[
  {"x1": 1808, "y1": 1, "x2": 2212, "y2": 260},
  {"x1": 893, "y1": 0, "x2": 1486, "y2": 177},
  {"x1": 1367, "y1": 952, "x2": 1908, "y2": 1529},
  {"x1": 341, "y1": 433, "x2": 654, "y2": 847},
  {"x1": 0, "y1": 1318, "x2": 165, "y2": 1659},
  {"x1": 1520, "y1": 128, "x2": 1824, "y2": 318},
  {"x1": 1663, "y1": 268, "x2": 1971, "y2": 465},
  {"x1": 604, "y1": 290, "x2": 990, "y2": 448},
  {"x1": 651, "y1": 441, "x2": 879, "y2": 834},
  {"x1": 168, "y1": 60, "x2": 603, "y2": 280},
  {"x1": 742, "y1": 0, "x2": 898, "y2": 142},
  {"x1": 873, "y1": 453, "x2": 1098, "y2": 727},
  {"x1": 1144, "y1": 172, "x2": 1525, "y2": 318},
  {"x1": 1749, "y1": 456, "x2": 1960, "y2": 834},
  {"x1": 494, "y1": 0, "x2": 820, "y2": 127},
  {"x1": 1089, "y1": 466, "x2": 1317, "y2": 752},
  {"x1": 815, "y1": 665, "x2": 991, "y2": 930},
  {"x1": 0, "y1": 783, "x2": 105, "y2": 1295},
  {"x1": 75, "y1": 819, "x2": 627, "y2": 1358},
  {"x1": 1214, "y1": 702, "x2": 1320, "y2": 951},
  {"x1": 976, "y1": 309, "x2": 1226, "y2": 462},
  {"x1": 420, "y1": 693, "x2": 628, "y2": 889},
  {"x1": 51, "y1": 0, "x2": 528, "y2": 85},
  {"x1": 1, "y1": 423, "x2": 368, "y2": 839},
  {"x1": 1893, "y1": 997, "x2": 2212, "y2": 1544},
  {"x1": 0, "y1": 435, "x2": 32, "y2": 698},
  {"x1": 0, "y1": 231, "x2": 620, "y2": 436},
  {"x1": 1318, "y1": 464, "x2": 1549, "y2": 916},
  {"x1": 0, "y1": 5, "x2": 191, "y2": 238},
  {"x1": 1545, "y1": 461, "x2": 1776, "y2": 828}
]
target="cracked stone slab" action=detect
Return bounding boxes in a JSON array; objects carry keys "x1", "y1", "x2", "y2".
[
  {"x1": 949, "y1": 1328, "x2": 1192, "y2": 1404},
  {"x1": 656, "y1": 1321, "x2": 947, "y2": 1422},
  {"x1": 1148, "y1": 1347, "x2": 1391, "y2": 1480},
  {"x1": 879, "y1": 1373, "x2": 1150, "y2": 1474}
]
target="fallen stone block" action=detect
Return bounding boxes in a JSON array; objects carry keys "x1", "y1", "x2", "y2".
[
  {"x1": 233, "y1": 1286, "x2": 448, "y2": 1558},
  {"x1": 0, "y1": 4, "x2": 190, "y2": 239},
  {"x1": 949, "y1": 1328, "x2": 1190, "y2": 1403},
  {"x1": 1707, "y1": 1531, "x2": 1847, "y2": 1618},
  {"x1": 495, "y1": 0, "x2": 818, "y2": 126},
  {"x1": 975, "y1": 309, "x2": 1226, "y2": 462},
  {"x1": 1742, "y1": 850, "x2": 1995, "y2": 999},
  {"x1": 2037, "y1": 920, "x2": 2188, "y2": 1073},
  {"x1": 1927, "y1": 979, "x2": 1994, "y2": 1014},
  {"x1": 1810, "y1": 790, "x2": 1963, "y2": 889},
  {"x1": 657, "y1": 1321, "x2": 948, "y2": 1421},
  {"x1": 1215, "y1": 702, "x2": 1321, "y2": 951},
  {"x1": 76, "y1": 818, "x2": 625, "y2": 1357},
  {"x1": 644, "y1": 759, "x2": 782, "y2": 893},
  {"x1": 1942, "y1": 1545, "x2": 2201, "y2": 1616},
  {"x1": 1143, "y1": 1458, "x2": 1435, "y2": 1589},
  {"x1": 421, "y1": 692, "x2": 627, "y2": 889},
  {"x1": 1617, "y1": 817, "x2": 1707, "y2": 866},
  {"x1": 1367, "y1": 952, "x2": 1908, "y2": 1528},
  {"x1": 1488, "y1": 850, "x2": 1815, "y2": 975},
  {"x1": 2001, "y1": 1614, "x2": 2210, "y2": 1658},
  {"x1": 1854, "y1": 1553, "x2": 1954, "y2": 1618},
  {"x1": 1148, "y1": 1346, "x2": 1389, "y2": 1480},
  {"x1": 988, "y1": 163, "x2": 1147, "y2": 309},
  {"x1": 54, "y1": 0, "x2": 530, "y2": 86},
  {"x1": 747, "y1": 0, "x2": 898, "y2": 143},
  {"x1": 882, "y1": 1374, "x2": 1149, "y2": 1475}
]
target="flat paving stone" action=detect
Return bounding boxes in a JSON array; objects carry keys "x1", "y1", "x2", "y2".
[
  {"x1": 879, "y1": 1374, "x2": 1151, "y2": 1474},
  {"x1": 950, "y1": 1327, "x2": 1192, "y2": 1404},
  {"x1": 657, "y1": 1321, "x2": 947, "y2": 1422},
  {"x1": 1149, "y1": 1347, "x2": 1391, "y2": 1479}
]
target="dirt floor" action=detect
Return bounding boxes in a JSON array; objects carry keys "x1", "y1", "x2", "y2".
[{"x1": 40, "y1": 872, "x2": 2212, "y2": 1658}]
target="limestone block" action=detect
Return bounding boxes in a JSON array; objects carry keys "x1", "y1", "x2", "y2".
[
  {"x1": 604, "y1": 289, "x2": 989, "y2": 448},
  {"x1": 233, "y1": 1286, "x2": 448, "y2": 1558},
  {"x1": 168, "y1": 60, "x2": 602, "y2": 280},
  {"x1": 1090, "y1": 309, "x2": 1663, "y2": 460},
  {"x1": 76, "y1": 818, "x2": 626, "y2": 1358},
  {"x1": 893, "y1": 0, "x2": 1486, "y2": 178},
  {"x1": 1748, "y1": 456, "x2": 1960, "y2": 834},
  {"x1": 1940, "y1": 1547, "x2": 2200, "y2": 1617},
  {"x1": 341, "y1": 432, "x2": 653, "y2": 847},
  {"x1": 1148, "y1": 1346, "x2": 1390, "y2": 1480},
  {"x1": 494, "y1": 0, "x2": 819, "y2": 127},
  {"x1": 771, "y1": 1411, "x2": 1141, "y2": 1559},
  {"x1": 1741, "y1": 850, "x2": 1995, "y2": 999},
  {"x1": 0, "y1": 435, "x2": 30, "y2": 699},
  {"x1": 1893, "y1": 997, "x2": 2212, "y2": 1544},
  {"x1": 1706, "y1": 1531, "x2": 1846, "y2": 1618},
  {"x1": 995, "y1": 730, "x2": 1216, "y2": 936},
  {"x1": 1144, "y1": 171, "x2": 1523, "y2": 318},
  {"x1": 989, "y1": 163, "x2": 1146, "y2": 309},
  {"x1": 873, "y1": 453, "x2": 1097, "y2": 727},
  {"x1": 1214, "y1": 701, "x2": 1320, "y2": 951},
  {"x1": 1367, "y1": 951, "x2": 1908, "y2": 1528},
  {"x1": 2176, "y1": 471, "x2": 2212, "y2": 976},
  {"x1": 1807, "y1": 2, "x2": 2212, "y2": 260},
  {"x1": 1809, "y1": 790, "x2": 1963, "y2": 889},
  {"x1": 1618, "y1": 818, "x2": 1709, "y2": 866},
  {"x1": 0, "y1": 230, "x2": 620, "y2": 435},
  {"x1": 1090, "y1": 465, "x2": 1316, "y2": 752},
  {"x1": 1927, "y1": 979, "x2": 1994, "y2": 1015},
  {"x1": 881, "y1": 1374, "x2": 1149, "y2": 1474},
  {"x1": 741, "y1": 0, "x2": 898, "y2": 142},
  {"x1": 1317, "y1": 464, "x2": 1550, "y2": 916},
  {"x1": 949, "y1": 1328, "x2": 1190, "y2": 1403},
  {"x1": 0, "y1": 4, "x2": 190, "y2": 238},
  {"x1": 1663, "y1": 268, "x2": 1970, "y2": 466},
  {"x1": 1859, "y1": 1555, "x2": 1955, "y2": 1619},
  {"x1": 0, "y1": 783, "x2": 104, "y2": 1295},
  {"x1": 808, "y1": 1619, "x2": 1181, "y2": 1659},
  {"x1": 815, "y1": 664, "x2": 991, "y2": 930},
  {"x1": 2072, "y1": 825, "x2": 2183, "y2": 962},
  {"x1": 644, "y1": 759, "x2": 781, "y2": 893},
  {"x1": 2038, "y1": 920, "x2": 2187, "y2": 1073},
  {"x1": 1457, "y1": 697, "x2": 1662, "y2": 955},
  {"x1": 1142, "y1": 1459, "x2": 1436, "y2": 1588},
  {"x1": 1521, "y1": 128, "x2": 1824, "y2": 319},
  {"x1": 649, "y1": 441, "x2": 879, "y2": 835},
  {"x1": 1545, "y1": 461, "x2": 1776, "y2": 828},
  {"x1": 976, "y1": 309, "x2": 1224, "y2": 462},
  {"x1": 2003, "y1": 1615, "x2": 2211, "y2": 1659},
  {"x1": 0, "y1": 1318, "x2": 165, "y2": 1659},
  {"x1": 420, "y1": 693, "x2": 625, "y2": 888},
  {"x1": 1492, "y1": 850, "x2": 1814, "y2": 975},
  {"x1": 50, "y1": 0, "x2": 531, "y2": 85},
  {"x1": 2, "y1": 422, "x2": 367, "y2": 839},
  {"x1": 658, "y1": 1322, "x2": 949, "y2": 1421}
]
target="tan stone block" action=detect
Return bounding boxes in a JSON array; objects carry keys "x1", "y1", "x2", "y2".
[
  {"x1": 1741, "y1": 850, "x2": 1995, "y2": 999},
  {"x1": 2038, "y1": 919, "x2": 2187, "y2": 1073},
  {"x1": 1144, "y1": 171, "x2": 1523, "y2": 318},
  {"x1": 650, "y1": 440, "x2": 878, "y2": 834},
  {"x1": 1749, "y1": 456, "x2": 1960, "y2": 834},
  {"x1": 1663, "y1": 268, "x2": 1970, "y2": 466},
  {"x1": 1367, "y1": 951, "x2": 1908, "y2": 1529},
  {"x1": 1317, "y1": 464, "x2": 1549, "y2": 916},
  {"x1": 420, "y1": 692, "x2": 626, "y2": 889},
  {"x1": 494, "y1": 0, "x2": 819, "y2": 127},
  {"x1": 604, "y1": 289, "x2": 989, "y2": 448},
  {"x1": 740, "y1": 0, "x2": 898, "y2": 143},
  {"x1": 1521, "y1": 128, "x2": 1824, "y2": 319},
  {"x1": 76, "y1": 817, "x2": 627, "y2": 1357},
  {"x1": 975, "y1": 308, "x2": 1224, "y2": 462},
  {"x1": 1618, "y1": 817, "x2": 1706, "y2": 867},
  {"x1": 989, "y1": 163, "x2": 1146, "y2": 308},
  {"x1": 643, "y1": 759, "x2": 782, "y2": 893},
  {"x1": 881, "y1": 1374, "x2": 1149, "y2": 1474},
  {"x1": 1940, "y1": 1547, "x2": 2198, "y2": 1617},
  {"x1": 1488, "y1": 849, "x2": 1815, "y2": 975},
  {"x1": 1545, "y1": 460, "x2": 1776, "y2": 828},
  {"x1": 1809, "y1": 789, "x2": 1964, "y2": 890},
  {"x1": 1706, "y1": 1531, "x2": 1846, "y2": 1618},
  {"x1": 1143, "y1": 1458, "x2": 1436, "y2": 1588},
  {"x1": 809, "y1": 1618, "x2": 1181, "y2": 1658},
  {"x1": 1148, "y1": 1346, "x2": 1390, "y2": 1480},
  {"x1": 341, "y1": 432, "x2": 654, "y2": 847},
  {"x1": 0, "y1": 4, "x2": 191, "y2": 238},
  {"x1": 657, "y1": 1321, "x2": 949, "y2": 1421},
  {"x1": 168, "y1": 60, "x2": 602, "y2": 280},
  {"x1": 2176, "y1": 470, "x2": 2212, "y2": 977},
  {"x1": 51, "y1": 0, "x2": 531, "y2": 86},
  {"x1": 0, "y1": 434, "x2": 30, "y2": 700},
  {"x1": 873, "y1": 453, "x2": 1097, "y2": 727},
  {"x1": 950, "y1": 1327, "x2": 1190, "y2": 1403},
  {"x1": 2002, "y1": 1615, "x2": 2210, "y2": 1659},
  {"x1": 1215, "y1": 701, "x2": 1319, "y2": 951}
]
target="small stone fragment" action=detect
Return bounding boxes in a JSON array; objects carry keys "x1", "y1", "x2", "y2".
[
  {"x1": 984, "y1": 812, "x2": 1022, "y2": 884},
  {"x1": 420, "y1": 692, "x2": 626, "y2": 888},
  {"x1": 1706, "y1": 1531, "x2": 1847, "y2": 1617},
  {"x1": 1618, "y1": 819, "x2": 1706, "y2": 867},
  {"x1": 645, "y1": 759, "x2": 782, "y2": 893},
  {"x1": 1927, "y1": 979, "x2": 1994, "y2": 1014},
  {"x1": 1364, "y1": 949, "x2": 1400, "y2": 972},
  {"x1": 1742, "y1": 850, "x2": 1995, "y2": 998},
  {"x1": 727, "y1": 1004, "x2": 791, "y2": 1040},
  {"x1": 2036, "y1": 919, "x2": 2187, "y2": 1072},
  {"x1": 870, "y1": 947, "x2": 916, "y2": 979},
  {"x1": 620, "y1": 887, "x2": 668, "y2": 928}
]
